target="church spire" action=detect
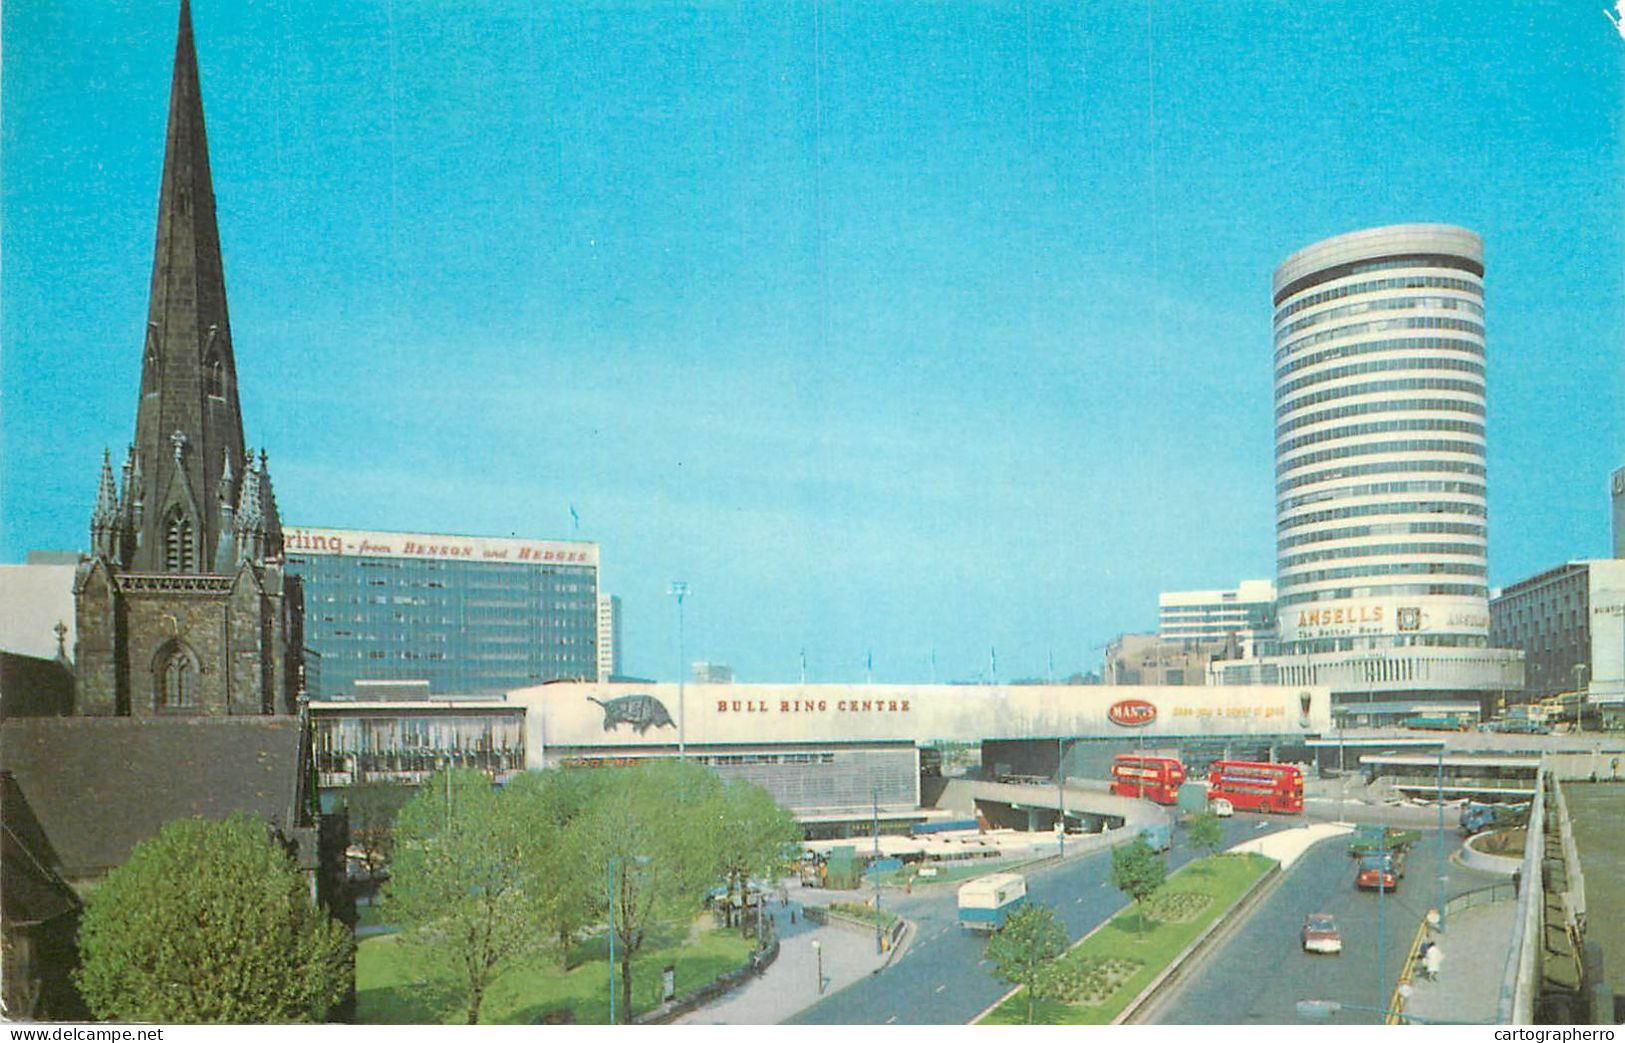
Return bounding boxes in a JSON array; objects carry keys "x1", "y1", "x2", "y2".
[{"x1": 125, "y1": 0, "x2": 246, "y2": 573}]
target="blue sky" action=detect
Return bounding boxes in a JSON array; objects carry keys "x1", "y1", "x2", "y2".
[{"x1": 4, "y1": 1, "x2": 1622, "y2": 683}]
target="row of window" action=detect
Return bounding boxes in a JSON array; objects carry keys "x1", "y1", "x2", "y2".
[
  {"x1": 1274, "y1": 274, "x2": 1483, "y2": 323},
  {"x1": 1279, "y1": 560, "x2": 1487, "y2": 589},
  {"x1": 1277, "y1": 458, "x2": 1485, "y2": 495},
  {"x1": 1279, "y1": 540, "x2": 1484, "y2": 571},
  {"x1": 1277, "y1": 396, "x2": 1484, "y2": 438},
  {"x1": 1278, "y1": 418, "x2": 1484, "y2": 456},
  {"x1": 1275, "y1": 253, "x2": 1483, "y2": 308},
  {"x1": 1275, "y1": 294, "x2": 1483, "y2": 343},
  {"x1": 1275, "y1": 354, "x2": 1483, "y2": 400},
  {"x1": 1277, "y1": 377, "x2": 1483, "y2": 421},
  {"x1": 1275, "y1": 634, "x2": 1492, "y2": 659},
  {"x1": 1278, "y1": 495, "x2": 1486, "y2": 528},
  {"x1": 1278, "y1": 520, "x2": 1485, "y2": 551},
  {"x1": 1277, "y1": 582, "x2": 1488, "y2": 607},
  {"x1": 1279, "y1": 438, "x2": 1484, "y2": 477},
  {"x1": 1276, "y1": 316, "x2": 1484, "y2": 364},
  {"x1": 1277, "y1": 335, "x2": 1483, "y2": 382}
]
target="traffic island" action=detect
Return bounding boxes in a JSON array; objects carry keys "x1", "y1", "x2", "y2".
[{"x1": 975, "y1": 853, "x2": 1275, "y2": 1026}]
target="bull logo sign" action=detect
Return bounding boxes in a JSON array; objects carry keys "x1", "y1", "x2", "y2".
[
  {"x1": 588, "y1": 695, "x2": 676, "y2": 734},
  {"x1": 1107, "y1": 699, "x2": 1157, "y2": 728}
]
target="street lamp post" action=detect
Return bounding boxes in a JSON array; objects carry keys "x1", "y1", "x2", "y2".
[
  {"x1": 812, "y1": 939, "x2": 824, "y2": 994},
  {"x1": 668, "y1": 582, "x2": 688, "y2": 758},
  {"x1": 1574, "y1": 663, "x2": 1590, "y2": 734},
  {"x1": 1057, "y1": 737, "x2": 1067, "y2": 859},
  {"x1": 1436, "y1": 747, "x2": 1447, "y2": 932},
  {"x1": 1296, "y1": 999, "x2": 1455, "y2": 1025},
  {"x1": 872, "y1": 787, "x2": 883, "y2": 955},
  {"x1": 1377, "y1": 833, "x2": 1387, "y2": 1009}
]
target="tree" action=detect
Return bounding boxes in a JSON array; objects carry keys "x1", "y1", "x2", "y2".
[
  {"x1": 1110, "y1": 836, "x2": 1167, "y2": 937},
  {"x1": 705, "y1": 779, "x2": 800, "y2": 933},
  {"x1": 984, "y1": 903, "x2": 1069, "y2": 1024},
  {"x1": 345, "y1": 780, "x2": 412, "y2": 882},
  {"x1": 75, "y1": 814, "x2": 352, "y2": 1024},
  {"x1": 505, "y1": 769, "x2": 604, "y2": 968},
  {"x1": 582, "y1": 760, "x2": 727, "y2": 1019},
  {"x1": 1187, "y1": 811, "x2": 1225, "y2": 861},
  {"x1": 385, "y1": 768, "x2": 538, "y2": 1024}
]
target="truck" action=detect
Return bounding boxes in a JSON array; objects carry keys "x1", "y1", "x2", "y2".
[
  {"x1": 1347, "y1": 825, "x2": 1421, "y2": 858},
  {"x1": 1459, "y1": 801, "x2": 1531, "y2": 835},
  {"x1": 1175, "y1": 782, "x2": 1210, "y2": 818},
  {"x1": 957, "y1": 872, "x2": 1028, "y2": 932},
  {"x1": 1136, "y1": 820, "x2": 1171, "y2": 853}
]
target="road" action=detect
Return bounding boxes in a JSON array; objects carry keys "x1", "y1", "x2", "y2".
[
  {"x1": 1146, "y1": 828, "x2": 1504, "y2": 1024},
  {"x1": 786, "y1": 816, "x2": 1290, "y2": 1025}
]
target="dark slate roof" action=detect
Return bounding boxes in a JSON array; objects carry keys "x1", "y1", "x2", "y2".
[
  {"x1": 0, "y1": 716, "x2": 308, "y2": 880},
  {"x1": 1, "y1": 772, "x2": 79, "y2": 926},
  {"x1": 0, "y1": 653, "x2": 74, "y2": 720}
]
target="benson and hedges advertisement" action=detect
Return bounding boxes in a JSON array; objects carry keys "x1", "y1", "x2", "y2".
[
  {"x1": 521, "y1": 682, "x2": 1332, "y2": 757},
  {"x1": 284, "y1": 526, "x2": 599, "y2": 567}
]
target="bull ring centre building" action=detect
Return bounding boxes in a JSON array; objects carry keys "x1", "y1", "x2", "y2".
[{"x1": 312, "y1": 682, "x2": 1331, "y2": 830}]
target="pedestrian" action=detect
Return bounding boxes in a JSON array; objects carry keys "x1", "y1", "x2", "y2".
[{"x1": 1424, "y1": 942, "x2": 1443, "y2": 982}]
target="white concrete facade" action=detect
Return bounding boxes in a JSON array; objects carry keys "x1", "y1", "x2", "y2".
[
  {"x1": 595, "y1": 593, "x2": 621, "y2": 681},
  {"x1": 1158, "y1": 579, "x2": 1276, "y2": 651},
  {"x1": 0, "y1": 563, "x2": 78, "y2": 660},
  {"x1": 512, "y1": 681, "x2": 1332, "y2": 757}
]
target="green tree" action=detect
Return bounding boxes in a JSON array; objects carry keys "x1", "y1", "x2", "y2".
[
  {"x1": 385, "y1": 768, "x2": 537, "y2": 1024},
  {"x1": 1110, "y1": 836, "x2": 1167, "y2": 937},
  {"x1": 75, "y1": 814, "x2": 352, "y2": 1024},
  {"x1": 505, "y1": 769, "x2": 604, "y2": 968},
  {"x1": 706, "y1": 778, "x2": 801, "y2": 933},
  {"x1": 583, "y1": 760, "x2": 727, "y2": 1019},
  {"x1": 1187, "y1": 811, "x2": 1225, "y2": 861},
  {"x1": 984, "y1": 903, "x2": 1069, "y2": 1024},
  {"x1": 345, "y1": 780, "x2": 412, "y2": 882}
]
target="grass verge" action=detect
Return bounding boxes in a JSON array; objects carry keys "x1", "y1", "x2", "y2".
[
  {"x1": 980, "y1": 852, "x2": 1274, "y2": 1026},
  {"x1": 356, "y1": 921, "x2": 756, "y2": 1024}
]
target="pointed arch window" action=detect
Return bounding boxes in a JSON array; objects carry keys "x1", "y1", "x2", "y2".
[
  {"x1": 164, "y1": 507, "x2": 196, "y2": 572},
  {"x1": 204, "y1": 351, "x2": 225, "y2": 399},
  {"x1": 156, "y1": 642, "x2": 200, "y2": 712}
]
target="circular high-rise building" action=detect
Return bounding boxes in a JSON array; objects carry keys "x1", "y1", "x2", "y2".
[{"x1": 1272, "y1": 225, "x2": 1491, "y2": 661}]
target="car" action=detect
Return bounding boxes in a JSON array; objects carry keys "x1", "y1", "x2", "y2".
[
  {"x1": 1210, "y1": 798, "x2": 1234, "y2": 818},
  {"x1": 1301, "y1": 913, "x2": 1342, "y2": 954}
]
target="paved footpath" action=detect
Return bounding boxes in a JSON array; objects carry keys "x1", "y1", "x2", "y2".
[
  {"x1": 1399, "y1": 898, "x2": 1516, "y2": 1025},
  {"x1": 674, "y1": 892, "x2": 891, "y2": 1025}
]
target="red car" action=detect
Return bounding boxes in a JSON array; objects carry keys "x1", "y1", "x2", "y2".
[{"x1": 1301, "y1": 913, "x2": 1342, "y2": 954}]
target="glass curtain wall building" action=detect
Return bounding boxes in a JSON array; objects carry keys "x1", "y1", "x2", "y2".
[
  {"x1": 1273, "y1": 225, "x2": 1490, "y2": 656},
  {"x1": 285, "y1": 526, "x2": 599, "y2": 697},
  {"x1": 1243, "y1": 225, "x2": 1523, "y2": 706}
]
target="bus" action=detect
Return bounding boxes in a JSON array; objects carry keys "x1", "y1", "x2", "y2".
[
  {"x1": 1206, "y1": 760, "x2": 1304, "y2": 814},
  {"x1": 957, "y1": 872, "x2": 1028, "y2": 932},
  {"x1": 1109, "y1": 755, "x2": 1187, "y2": 805}
]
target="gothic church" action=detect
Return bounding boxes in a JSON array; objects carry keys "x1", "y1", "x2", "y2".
[{"x1": 74, "y1": 0, "x2": 301, "y2": 718}]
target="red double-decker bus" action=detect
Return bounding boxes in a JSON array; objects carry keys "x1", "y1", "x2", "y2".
[
  {"x1": 1207, "y1": 760, "x2": 1304, "y2": 814},
  {"x1": 1109, "y1": 755, "x2": 1187, "y2": 805}
]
